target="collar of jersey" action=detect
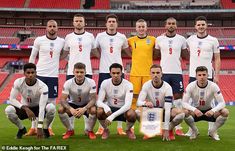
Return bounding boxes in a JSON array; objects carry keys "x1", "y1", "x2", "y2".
[
  {"x1": 112, "y1": 78, "x2": 123, "y2": 86},
  {"x1": 197, "y1": 34, "x2": 208, "y2": 39},
  {"x1": 137, "y1": 35, "x2": 147, "y2": 39},
  {"x1": 74, "y1": 77, "x2": 85, "y2": 86},
  {"x1": 151, "y1": 80, "x2": 163, "y2": 89},
  {"x1": 46, "y1": 35, "x2": 57, "y2": 40},
  {"x1": 196, "y1": 81, "x2": 208, "y2": 88},
  {"x1": 106, "y1": 31, "x2": 117, "y2": 36},
  {"x1": 74, "y1": 31, "x2": 85, "y2": 35}
]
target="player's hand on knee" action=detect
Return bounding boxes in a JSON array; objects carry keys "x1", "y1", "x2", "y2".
[
  {"x1": 205, "y1": 110, "x2": 214, "y2": 117},
  {"x1": 194, "y1": 109, "x2": 203, "y2": 117}
]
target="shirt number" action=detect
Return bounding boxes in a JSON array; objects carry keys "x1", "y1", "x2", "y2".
[
  {"x1": 199, "y1": 99, "x2": 205, "y2": 106},
  {"x1": 169, "y1": 48, "x2": 172, "y2": 55}
]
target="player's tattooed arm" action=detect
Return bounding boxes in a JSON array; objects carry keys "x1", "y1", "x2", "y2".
[
  {"x1": 60, "y1": 93, "x2": 71, "y2": 110},
  {"x1": 85, "y1": 93, "x2": 96, "y2": 109}
]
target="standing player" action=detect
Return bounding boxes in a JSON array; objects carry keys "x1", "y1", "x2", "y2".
[
  {"x1": 58, "y1": 63, "x2": 97, "y2": 140},
  {"x1": 186, "y1": 16, "x2": 221, "y2": 137},
  {"x1": 155, "y1": 17, "x2": 188, "y2": 136},
  {"x1": 128, "y1": 19, "x2": 156, "y2": 111},
  {"x1": 95, "y1": 14, "x2": 129, "y2": 135},
  {"x1": 5, "y1": 63, "x2": 56, "y2": 139},
  {"x1": 28, "y1": 20, "x2": 65, "y2": 136},
  {"x1": 63, "y1": 13, "x2": 99, "y2": 134},
  {"x1": 97, "y1": 63, "x2": 136, "y2": 140},
  {"x1": 183, "y1": 66, "x2": 229, "y2": 140},
  {"x1": 137, "y1": 64, "x2": 185, "y2": 140}
]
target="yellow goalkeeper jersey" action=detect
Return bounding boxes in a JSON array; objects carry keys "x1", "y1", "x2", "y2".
[{"x1": 128, "y1": 35, "x2": 156, "y2": 76}]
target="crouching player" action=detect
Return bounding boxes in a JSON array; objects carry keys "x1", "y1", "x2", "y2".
[
  {"x1": 58, "y1": 63, "x2": 97, "y2": 140},
  {"x1": 137, "y1": 64, "x2": 185, "y2": 140},
  {"x1": 183, "y1": 66, "x2": 229, "y2": 140},
  {"x1": 97, "y1": 63, "x2": 137, "y2": 140},
  {"x1": 5, "y1": 63, "x2": 56, "y2": 139}
]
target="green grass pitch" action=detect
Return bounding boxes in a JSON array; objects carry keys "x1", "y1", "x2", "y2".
[{"x1": 0, "y1": 104, "x2": 235, "y2": 151}]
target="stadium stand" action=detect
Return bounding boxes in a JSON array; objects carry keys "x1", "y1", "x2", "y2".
[
  {"x1": 91, "y1": 0, "x2": 110, "y2": 9},
  {"x1": 0, "y1": 37, "x2": 20, "y2": 45},
  {"x1": 0, "y1": 72, "x2": 8, "y2": 86},
  {"x1": 0, "y1": 57, "x2": 18, "y2": 68},
  {"x1": 0, "y1": 0, "x2": 25, "y2": 8},
  {"x1": 0, "y1": 73, "x2": 23, "y2": 101},
  {"x1": 221, "y1": 0, "x2": 235, "y2": 9},
  {"x1": 29, "y1": 0, "x2": 81, "y2": 9}
]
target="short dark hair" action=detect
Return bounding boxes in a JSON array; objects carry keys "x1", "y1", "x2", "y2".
[
  {"x1": 150, "y1": 64, "x2": 162, "y2": 71},
  {"x1": 195, "y1": 16, "x2": 207, "y2": 24},
  {"x1": 23, "y1": 63, "x2": 36, "y2": 72},
  {"x1": 106, "y1": 14, "x2": 118, "y2": 22},
  {"x1": 74, "y1": 62, "x2": 86, "y2": 70},
  {"x1": 165, "y1": 17, "x2": 177, "y2": 25},
  {"x1": 196, "y1": 66, "x2": 208, "y2": 73},
  {"x1": 73, "y1": 13, "x2": 85, "y2": 19},
  {"x1": 109, "y1": 63, "x2": 123, "y2": 72}
]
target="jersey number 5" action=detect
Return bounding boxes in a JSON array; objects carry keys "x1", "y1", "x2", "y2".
[{"x1": 50, "y1": 51, "x2": 53, "y2": 58}]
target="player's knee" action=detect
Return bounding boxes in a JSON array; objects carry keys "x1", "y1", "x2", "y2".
[
  {"x1": 58, "y1": 106, "x2": 65, "y2": 114},
  {"x1": 46, "y1": 103, "x2": 56, "y2": 114},
  {"x1": 126, "y1": 109, "x2": 136, "y2": 122},
  {"x1": 183, "y1": 109, "x2": 190, "y2": 117},
  {"x1": 88, "y1": 106, "x2": 96, "y2": 115},
  {"x1": 221, "y1": 108, "x2": 229, "y2": 117},
  {"x1": 5, "y1": 105, "x2": 16, "y2": 115},
  {"x1": 97, "y1": 107, "x2": 105, "y2": 120}
]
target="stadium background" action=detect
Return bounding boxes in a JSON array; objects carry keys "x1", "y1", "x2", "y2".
[{"x1": 0, "y1": 0, "x2": 235, "y2": 151}]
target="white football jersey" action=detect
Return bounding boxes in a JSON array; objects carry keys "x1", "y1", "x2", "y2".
[
  {"x1": 182, "y1": 80, "x2": 225, "y2": 112},
  {"x1": 64, "y1": 32, "x2": 95, "y2": 75},
  {"x1": 137, "y1": 80, "x2": 173, "y2": 107},
  {"x1": 98, "y1": 78, "x2": 133, "y2": 108},
  {"x1": 29, "y1": 35, "x2": 65, "y2": 77},
  {"x1": 186, "y1": 34, "x2": 220, "y2": 78},
  {"x1": 95, "y1": 32, "x2": 128, "y2": 73},
  {"x1": 155, "y1": 34, "x2": 187, "y2": 74},
  {"x1": 9, "y1": 77, "x2": 48, "y2": 108},
  {"x1": 62, "y1": 77, "x2": 96, "y2": 106}
]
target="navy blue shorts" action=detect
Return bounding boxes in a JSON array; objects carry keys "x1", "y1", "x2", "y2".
[
  {"x1": 37, "y1": 76, "x2": 58, "y2": 98},
  {"x1": 193, "y1": 108, "x2": 216, "y2": 122},
  {"x1": 162, "y1": 74, "x2": 184, "y2": 94},
  {"x1": 68, "y1": 102, "x2": 89, "y2": 118},
  {"x1": 14, "y1": 106, "x2": 40, "y2": 120},
  {"x1": 98, "y1": 73, "x2": 124, "y2": 93},
  {"x1": 110, "y1": 107, "x2": 126, "y2": 122},
  {"x1": 66, "y1": 74, "x2": 92, "y2": 81}
]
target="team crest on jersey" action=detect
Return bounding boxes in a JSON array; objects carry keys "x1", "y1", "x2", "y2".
[
  {"x1": 198, "y1": 41, "x2": 202, "y2": 47},
  {"x1": 78, "y1": 37, "x2": 82, "y2": 42},
  {"x1": 200, "y1": 91, "x2": 205, "y2": 99},
  {"x1": 50, "y1": 43, "x2": 54, "y2": 47},
  {"x1": 113, "y1": 89, "x2": 118, "y2": 95},
  {"x1": 154, "y1": 92, "x2": 159, "y2": 97},
  {"x1": 147, "y1": 112, "x2": 156, "y2": 121},
  {"x1": 77, "y1": 89, "x2": 82, "y2": 95},
  {"x1": 110, "y1": 38, "x2": 114, "y2": 43},
  {"x1": 168, "y1": 40, "x2": 173, "y2": 45},
  {"x1": 27, "y1": 89, "x2": 32, "y2": 97},
  {"x1": 146, "y1": 38, "x2": 151, "y2": 45}
]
